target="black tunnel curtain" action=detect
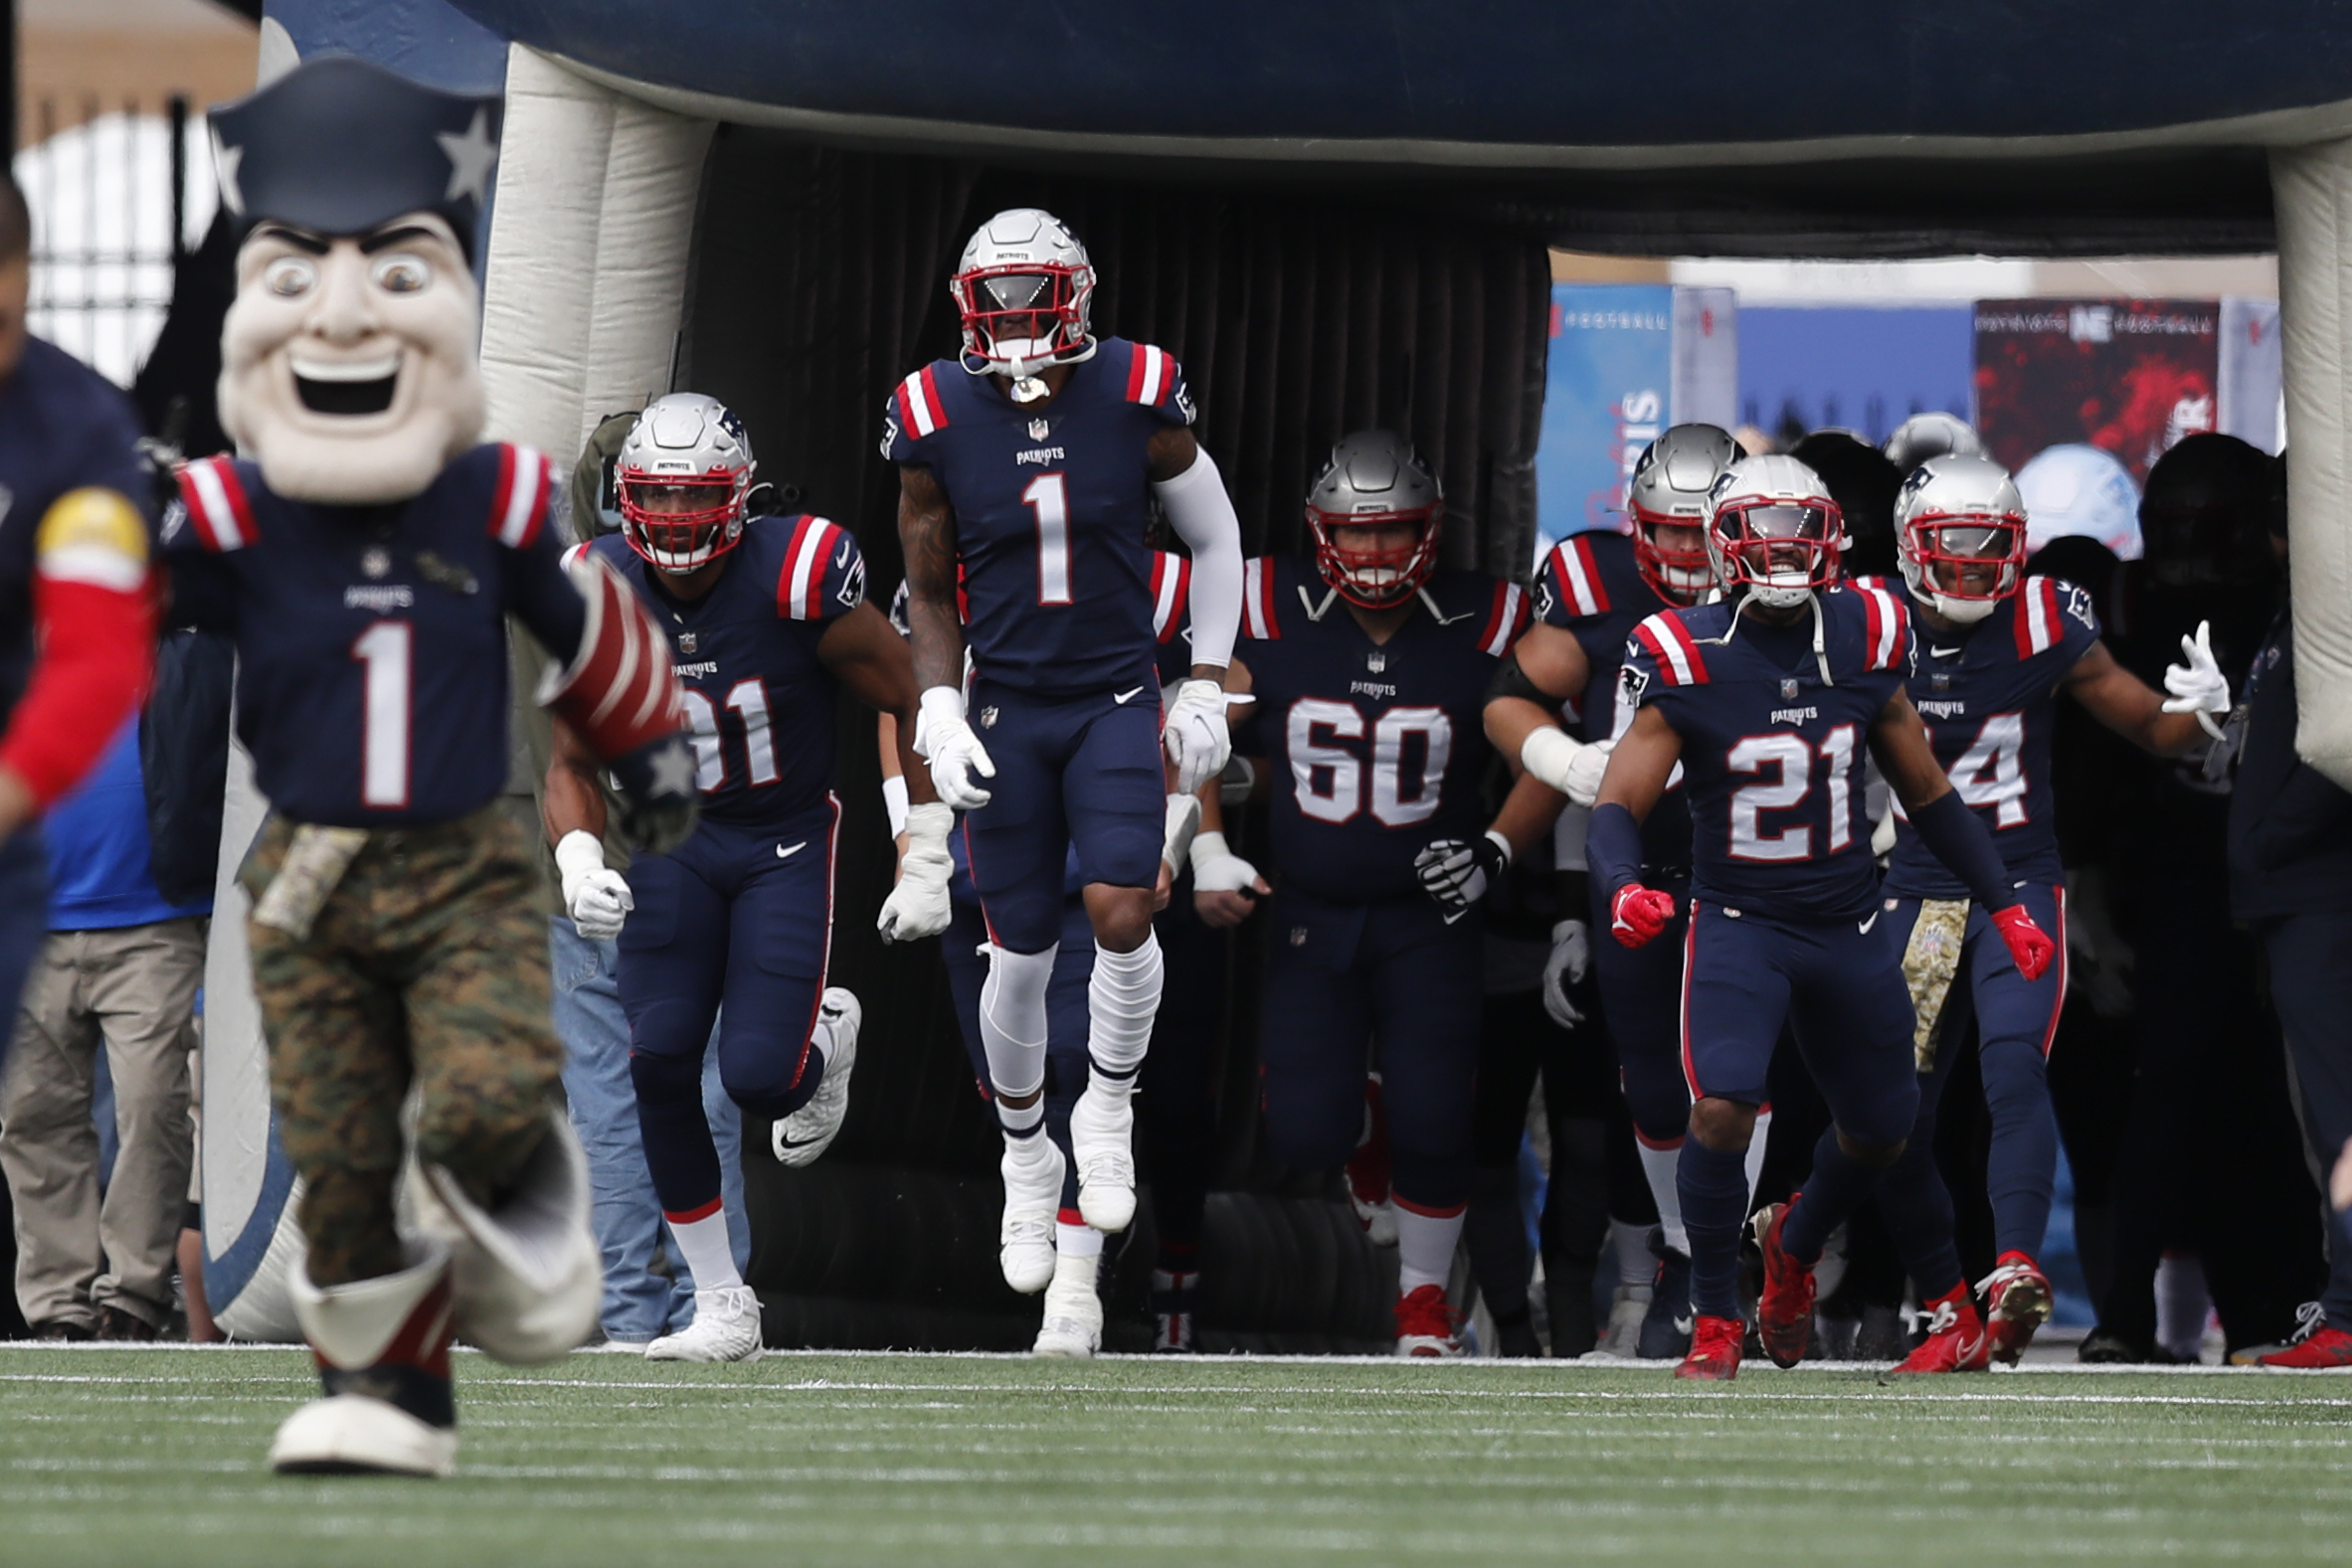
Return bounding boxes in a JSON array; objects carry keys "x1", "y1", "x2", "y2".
[{"x1": 681, "y1": 129, "x2": 1549, "y2": 1347}]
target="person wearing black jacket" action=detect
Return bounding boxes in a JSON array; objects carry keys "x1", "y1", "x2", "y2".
[{"x1": 2230, "y1": 506, "x2": 2352, "y2": 1369}]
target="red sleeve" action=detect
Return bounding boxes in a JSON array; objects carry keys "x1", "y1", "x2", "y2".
[{"x1": 0, "y1": 576, "x2": 156, "y2": 807}]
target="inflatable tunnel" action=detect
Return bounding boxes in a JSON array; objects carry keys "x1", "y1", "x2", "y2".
[{"x1": 204, "y1": 0, "x2": 2352, "y2": 1346}]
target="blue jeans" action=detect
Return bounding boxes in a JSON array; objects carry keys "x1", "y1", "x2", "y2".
[{"x1": 551, "y1": 915, "x2": 747, "y2": 1342}]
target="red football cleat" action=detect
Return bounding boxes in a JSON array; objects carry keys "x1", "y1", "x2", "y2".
[
  {"x1": 1674, "y1": 1313, "x2": 1745, "y2": 1380},
  {"x1": 1980, "y1": 1251, "x2": 2054, "y2": 1365},
  {"x1": 2259, "y1": 1322, "x2": 2352, "y2": 1369},
  {"x1": 1753, "y1": 1201, "x2": 1816, "y2": 1369},
  {"x1": 1889, "y1": 1285, "x2": 1991, "y2": 1374},
  {"x1": 1393, "y1": 1284, "x2": 1463, "y2": 1357}
]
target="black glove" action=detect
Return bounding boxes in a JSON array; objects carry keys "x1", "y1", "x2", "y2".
[{"x1": 1413, "y1": 830, "x2": 1511, "y2": 913}]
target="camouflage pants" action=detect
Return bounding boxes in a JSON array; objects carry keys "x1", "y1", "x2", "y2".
[{"x1": 244, "y1": 805, "x2": 562, "y2": 1286}]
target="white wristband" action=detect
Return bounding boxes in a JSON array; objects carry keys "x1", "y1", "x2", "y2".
[
  {"x1": 554, "y1": 829, "x2": 606, "y2": 881},
  {"x1": 1189, "y1": 829, "x2": 1232, "y2": 877},
  {"x1": 881, "y1": 774, "x2": 910, "y2": 838},
  {"x1": 1521, "y1": 726, "x2": 1587, "y2": 793}
]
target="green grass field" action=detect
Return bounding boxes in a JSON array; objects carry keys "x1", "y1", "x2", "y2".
[{"x1": 2, "y1": 1348, "x2": 2349, "y2": 1567}]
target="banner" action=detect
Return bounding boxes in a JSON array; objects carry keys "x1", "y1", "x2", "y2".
[
  {"x1": 1974, "y1": 298, "x2": 2220, "y2": 484},
  {"x1": 1672, "y1": 285, "x2": 1737, "y2": 431},
  {"x1": 1535, "y1": 283, "x2": 1673, "y2": 553},
  {"x1": 1735, "y1": 305, "x2": 1974, "y2": 447},
  {"x1": 2218, "y1": 295, "x2": 2283, "y2": 453}
]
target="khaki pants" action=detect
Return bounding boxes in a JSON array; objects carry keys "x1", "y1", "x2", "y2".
[{"x1": 0, "y1": 919, "x2": 205, "y2": 1329}]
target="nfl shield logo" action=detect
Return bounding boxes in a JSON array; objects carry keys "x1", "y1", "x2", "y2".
[
  {"x1": 1289, "y1": 927, "x2": 1309, "y2": 947},
  {"x1": 1028, "y1": 418, "x2": 1050, "y2": 440},
  {"x1": 980, "y1": 706, "x2": 999, "y2": 729},
  {"x1": 1366, "y1": 651, "x2": 1386, "y2": 673},
  {"x1": 1780, "y1": 678, "x2": 1799, "y2": 699},
  {"x1": 1931, "y1": 672, "x2": 1951, "y2": 693},
  {"x1": 677, "y1": 631, "x2": 699, "y2": 654},
  {"x1": 361, "y1": 547, "x2": 391, "y2": 580}
]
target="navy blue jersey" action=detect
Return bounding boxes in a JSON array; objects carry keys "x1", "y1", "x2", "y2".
[
  {"x1": 1883, "y1": 575, "x2": 2100, "y2": 899},
  {"x1": 164, "y1": 443, "x2": 583, "y2": 827},
  {"x1": 882, "y1": 338, "x2": 1192, "y2": 696},
  {"x1": 0, "y1": 339, "x2": 151, "y2": 726},
  {"x1": 1624, "y1": 585, "x2": 1911, "y2": 923},
  {"x1": 1238, "y1": 556, "x2": 1526, "y2": 903},
  {"x1": 585, "y1": 514, "x2": 864, "y2": 832},
  {"x1": 1536, "y1": 529, "x2": 1695, "y2": 872}
]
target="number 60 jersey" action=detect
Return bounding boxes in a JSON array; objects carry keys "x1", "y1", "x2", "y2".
[
  {"x1": 1621, "y1": 585, "x2": 1911, "y2": 924},
  {"x1": 1238, "y1": 554, "x2": 1526, "y2": 903}
]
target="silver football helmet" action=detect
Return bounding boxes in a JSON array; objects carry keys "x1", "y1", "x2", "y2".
[
  {"x1": 1895, "y1": 454, "x2": 2028, "y2": 624},
  {"x1": 950, "y1": 208, "x2": 1099, "y2": 398},
  {"x1": 1706, "y1": 454, "x2": 1845, "y2": 611},
  {"x1": 1305, "y1": 431, "x2": 1444, "y2": 608},
  {"x1": 1883, "y1": 412, "x2": 1985, "y2": 474},
  {"x1": 616, "y1": 392, "x2": 755, "y2": 572},
  {"x1": 1628, "y1": 424, "x2": 1740, "y2": 604}
]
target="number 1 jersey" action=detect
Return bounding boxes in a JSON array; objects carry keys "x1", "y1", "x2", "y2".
[
  {"x1": 1621, "y1": 585, "x2": 1911, "y2": 924},
  {"x1": 1882, "y1": 575, "x2": 2099, "y2": 900},
  {"x1": 881, "y1": 338, "x2": 1192, "y2": 697},
  {"x1": 1237, "y1": 555, "x2": 1526, "y2": 904}
]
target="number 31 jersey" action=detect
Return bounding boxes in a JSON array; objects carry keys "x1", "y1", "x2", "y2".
[
  {"x1": 1622, "y1": 585, "x2": 1911, "y2": 924},
  {"x1": 882, "y1": 338, "x2": 1192, "y2": 698},
  {"x1": 1882, "y1": 575, "x2": 2099, "y2": 901},
  {"x1": 1238, "y1": 555, "x2": 1527, "y2": 904},
  {"x1": 583, "y1": 514, "x2": 865, "y2": 833}
]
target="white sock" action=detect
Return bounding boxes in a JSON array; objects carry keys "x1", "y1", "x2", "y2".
[
  {"x1": 666, "y1": 1208, "x2": 743, "y2": 1294},
  {"x1": 981, "y1": 943, "x2": 1056, "y2": 1127},
  {"x1": 1056, "y1": 1220, "x2": 1104, "y2": 1259},
  {"x1": 1085, "y1": 930, "x2": 1164, "y2": 1094},
  {"x1": 2156, "y1": 1252, "x2": 2211, "y2": 1359},
  {"x1": 1743, "y1": 1108, "x2": 1773, "y2": 1205},
  {"x1": 1393, "y1": 1201, "x2": 1465, "y2": 1295},
  {"x1": 1636, "y1": 1140, "x2": 1690, "y2": 1257},
  {"x1": 1611, "y1": 1218, "x2": 1657, "y2": 1291}
]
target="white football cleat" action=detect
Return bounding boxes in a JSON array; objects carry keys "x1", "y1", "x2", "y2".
[
  {"x1": 1583, "y1": 1284, "x2": 1652, "y2": 1360},
  {"x1": 271, "y1": 1394, "x2": 457, "y2": 1478},
  {"x1": 1031, "y1": 1251, "x2": 1104, "y2": 1359},
  {"x1": 643, "y1": 1284, "x2": 764, "y2": 1363},
  {"x1": 773, "y1": 989, "x2": 859, "y2": 1167},
  {"x1": 1067, "y1": 1081, "x2": 1137, "y2": 1233},
  {"x1": 1350, "y1": 1190, "x2": 1399, "y2": 1247},
  {"x1": 999, "y1": 1135, "x2": 1065, "y2": 1294}
]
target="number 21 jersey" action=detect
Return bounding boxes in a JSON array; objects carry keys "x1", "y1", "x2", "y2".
[
  {"x1": 882, "y1": 338, "x2": 1192, "y2": 697},
  {"x1": 1621, "y1": 585, "x2": 1911, "y2": 923}
]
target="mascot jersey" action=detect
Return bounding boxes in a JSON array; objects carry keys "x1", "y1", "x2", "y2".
[{"x1": 165, "y1": 442, "x2": 585, "y2": 827}]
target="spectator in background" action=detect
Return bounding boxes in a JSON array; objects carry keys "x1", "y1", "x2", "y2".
[
  {"x1": 0, "y1": 711, "x2": 209, "y2": 1338},
  {"x1": 1787, "y1": 430, "x2": 1901, "y2": 581},
  {"x1": 2225, "y1": 471, "x2": 2352, "y2": 1368}
]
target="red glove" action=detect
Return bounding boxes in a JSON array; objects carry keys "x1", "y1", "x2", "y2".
[
  {"x1": 1609, "y1": 883, "x2": 1676, "y2": 950},
  {"x1": 1990, "y1": 905, "x2": 2055, "y2": 983}
]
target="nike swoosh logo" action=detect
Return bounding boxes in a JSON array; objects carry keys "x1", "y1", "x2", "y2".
[
  {"x1": 1859, "y1": 912, "x2": 1880, "y2": 935},
  {"x1": 1442, "y1": 908, "x2": 1470, "y2": 926},
  {"x1": 1673, "y1": 1313, "x2": 1695, "y2": 1334},
  {"x1": 776, "y1": 841, "x2": 807, "y2": 860},
  {"x1": 1113, "y1": 686, "x2": 1146, "y2": 704},
  {"x1": 1931, "y1": 646, "x2": 1963, "y2": 658}
]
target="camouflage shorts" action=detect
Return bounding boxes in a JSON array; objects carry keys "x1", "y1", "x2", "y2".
[{"x1": 243, "y1": 803, "x2": 561, "y2": 1286}]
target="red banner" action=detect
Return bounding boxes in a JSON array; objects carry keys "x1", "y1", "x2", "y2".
[{"x1": 1973, "y1": 299, "x2": 2219, "y2": 484}]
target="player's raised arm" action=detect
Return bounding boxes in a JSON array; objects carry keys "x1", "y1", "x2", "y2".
[
  {"x1": 2061, "y1": 630, "x2": 2229, "y2": 757},
  {"x1": 1869, "y1": 686, "x2": 2054, "y2": 979},
  {"x1": 1148, "y1": 424, "x2": 1245, "y2": 792}
]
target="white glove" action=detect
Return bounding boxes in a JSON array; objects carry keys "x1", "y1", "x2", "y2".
[
  {"x1": 878, "y1": 801, "x2": 954, "y2": 943},
  {"x1": 1163, "y1": 678, "x2": 1233, "y2": 795},
  {"x1": 554, "y1": 830, "x2": 632, "y2": 941},
  {"x1": 1541, "y1": 919, "x2": 1590, "y2": 1029},
  {"x1": 1189, "y1": 829, "x2": 1261, "y2": 894},
  {"x1": 1523, "y1": 727, "x2": 1614, "y2": 808},
  {"x1": 1413, "y1": 829, "x2": 1513, "y2": 913},
  {"x1": 2161, "y1": 619, "x2": 2231, "y2": 741},
  {"x1": 912, "y1": 686, "x2": 995, "y2": 810}
]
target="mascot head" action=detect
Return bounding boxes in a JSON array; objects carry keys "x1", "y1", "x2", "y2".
[{"x1": 210, "y1": 57, "x2": 501, "y2": 504}]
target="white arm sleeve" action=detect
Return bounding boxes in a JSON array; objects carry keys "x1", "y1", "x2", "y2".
[{"x1": 1152, "y1": 447, "x2": 1242, "y2": 669}]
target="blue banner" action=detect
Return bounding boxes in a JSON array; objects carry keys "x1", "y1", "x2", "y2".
[{"x1": 1535, "y1": 283, "x2": 1674, "y2": 557}]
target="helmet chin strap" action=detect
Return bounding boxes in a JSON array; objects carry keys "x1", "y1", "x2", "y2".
[
  {"x1": 1701, "y1": 584, "x2": 1836, "y2": 685},
  {"x1": 1934, "y1": 593, "x2": 1998, "y2": 624}
]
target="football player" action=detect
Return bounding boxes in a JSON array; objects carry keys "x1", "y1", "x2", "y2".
[
  {"x1": 1588, "y1": 453, "x2": 2057, "y2": 1380},
  {"x1": 1194, "y1": 431, "x2": 1553, "y2": 1355},
  {"x1": 165, "y1": 59, "x2": 694, "y2": 1474},
  {"x1": 1483, "y1": 424, "x2": 1745, "y2": 1359},
  {"x1": 547, "y1": 394, "x2": 947, "y2": 1362},
  {"x1": 888, "y1": 210, "x2": 1242, "y2": 1291},
  {"x1": 1854, "y1": 453, "x2": 2228, "y2": 1364}
]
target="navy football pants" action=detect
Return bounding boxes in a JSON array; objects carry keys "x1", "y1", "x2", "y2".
[
  {"x1": 1258, "y1": 887, "x2": 1482, "y2": 1211},
  {"x1": 1886, "y1": 884, "x2": 2067, "y2": 1261},
  {"x1": 619, "y1": 802, "x2": 837, "y2": 1217},
  {"x1": 2261, "y1": 909, "x2": 2352, "y2": 1333},
  {"x1": 962, "y1": 678, "x2": 1165, "y2": 954}
]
